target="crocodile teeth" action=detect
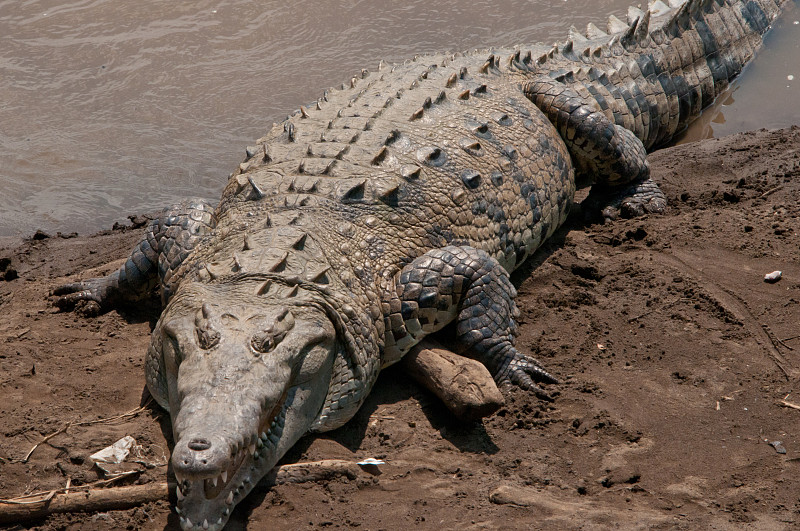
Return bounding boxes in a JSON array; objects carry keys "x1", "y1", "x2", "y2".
[
  {"x1": 221, "y1": 471, "x2": 227, "y2": 484},
  {"x1": 260, "y1": 431, "x2": 268, "y2": 441},
  {"x1": 203, "y1": 519, "x2": 209, "y2": 530},
  {"x1": 185, "y1": 517, "x2": 193, "y2": 528},
  {"x1": 210, "y1": 477, "x2": 218, "y2": 488},
  {"x1": 217, "y1": 518, "x2": 223, "y2": 526},
  {"x1": 249, "y1": 443, "x2": 256, "y2": 455},
  {"x1": 176, "y1": 485, "x2": 185, "y2": 501},
  {"x1": 226, "y1": 491, "x2": 234, "y2": 505}
]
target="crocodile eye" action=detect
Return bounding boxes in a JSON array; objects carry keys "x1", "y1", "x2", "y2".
[
  {"x1": 194, "y1": 303, "x2": 220, "y2": 350},
  {"x1": 250, "y1": 329, "x2": 287, "y2": 355},
  {"x1": 196, "y1": 323, "x2": 220, "y2": 350},
  {"x1": 250, "y1": 307, "x2": 295, "y2": 356}
]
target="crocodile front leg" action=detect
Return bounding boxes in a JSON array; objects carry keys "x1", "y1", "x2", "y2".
[
  {"x1": 521, "y1": 75, "x2": 666, "y2": 221},
  {"x1": 53, "y1": 199, "x2": 216, "y2": 310},
  {"x1": 382, "y1": 245, "x2": 557, "y2": 399}
]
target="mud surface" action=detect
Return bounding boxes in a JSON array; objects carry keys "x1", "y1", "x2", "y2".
[{"x1": 1, "y1": 127, "x2": 800, "y2": 529}]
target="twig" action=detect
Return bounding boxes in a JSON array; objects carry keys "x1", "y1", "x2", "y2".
[
  {"x1": 0, "y1": 490, "x2": 56, "y2": 506},
  {"x1": 778, "y1": 399, "x2": 800, "y2": 411},
  {"x1": 627, "y1": 298, "x2": 689, "y2": 323},
  {"x1": 22, "y1": 425, "x2": 70, "y2": 463},
  {"x1": 762, "y1": 324, "x2": 795, "y2": 352},
  {"x1": 0, "y1": 478, "x2": 160, "y2": 522},
  {"x1": 760, "y1": 185, "x2": 783, "y2": 199},
  {"x1": 780, "y1": 334, "x2": 800, "y2": 344},
  {"x1": 777, "y1": 337, "x2": 795, "y2": 351},
  {"x1": 0, "y1": 471, "x2": 139, "y2": 505},
  {"x1": 20, "y1": 400, "x2": 152, "y2": 463}
]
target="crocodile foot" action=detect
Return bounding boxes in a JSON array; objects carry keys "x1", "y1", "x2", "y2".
[
  {"x1": 491, "y1": 345, "x2": 559, "y2": 401},
  {"x1": 52, "y1": 199, "x2": 217, "y2": 313},
  {"x1": 53, "y1": 279, "x2": 112, "y2": 310},
  {"x1": 584, "y1": 177, "x2": 667, "y2": 223},
  {"x1": 384, "y1": 245, "x2": 560, "y2": 402}
]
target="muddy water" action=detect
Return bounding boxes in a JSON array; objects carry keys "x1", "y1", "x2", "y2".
[{"x1": 1, "y1": 0, "x2": 798, "y2": 237}]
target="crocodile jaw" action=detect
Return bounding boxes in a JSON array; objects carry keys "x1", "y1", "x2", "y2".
[{"x1": 173, "y1": 366, "x2": 334, "y2": 531}]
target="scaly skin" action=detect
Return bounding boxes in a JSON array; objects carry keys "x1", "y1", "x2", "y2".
[{"x1": 53, "y1": 0, "x2": 791, "y2": 528}]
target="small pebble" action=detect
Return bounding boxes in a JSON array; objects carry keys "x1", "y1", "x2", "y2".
[
  {"x1": 769, "y1": 440, "x2": 787, "y2": 454},
  {"x1": 764, "y1": 271, "x2": 782, "y2": 283}
]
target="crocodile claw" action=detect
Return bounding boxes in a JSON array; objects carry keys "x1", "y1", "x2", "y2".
[
  {"x1": 584, "y1": 176, "x2": 667, "y2": 223},
  {"x1": 52, "y1": 280, "x2": 105, "y2": 310},
  {"x1": 494, "y1": 348, "x2": 558, "y2": 401}
]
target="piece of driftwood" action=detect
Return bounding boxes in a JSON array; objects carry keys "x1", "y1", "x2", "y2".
[
  {"x1": 0, "y1": 459, "x2": 361, "y2": 524},
  {"x1": 400, "y1": 340, "x2": 504, "y2": 421}
]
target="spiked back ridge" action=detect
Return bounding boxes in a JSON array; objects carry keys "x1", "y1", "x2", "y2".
[
  {"x1": 172, "y1": 0, "x2": 790, "y2": 435},
  {"x1": 506, "y1": 0, "x2": 790, "y2": 148},
  {"x1": 186, "y1": 0, "x2": 791, "y2": 307},
  {"x1": 197, "y1": 0, "x2": 791, "y2": 298}
]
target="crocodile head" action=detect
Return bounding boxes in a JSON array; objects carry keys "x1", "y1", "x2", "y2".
[{"x1": 149, "y1": 280, "x2": 339, "y2": 531}]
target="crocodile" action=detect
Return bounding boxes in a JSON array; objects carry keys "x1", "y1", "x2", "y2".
[{"x1": 53, "y1": 0, "x2": 791, "y2": 528}]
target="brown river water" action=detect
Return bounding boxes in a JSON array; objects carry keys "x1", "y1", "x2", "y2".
[{"x1": 1, "y1": 0, "x2": 798, "y2": 237}]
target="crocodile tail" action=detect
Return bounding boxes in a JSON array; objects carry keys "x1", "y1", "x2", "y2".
[
  {"x1": 549, "y1": 0, "x2": 792, "y2": 149},
  {"x1": 649, "y1": 0, "x2": 790, "y2": 144}
]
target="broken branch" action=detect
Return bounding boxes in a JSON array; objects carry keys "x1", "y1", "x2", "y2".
[
  {"x1": 0, "y1": 459, "x2": 360, "y2": 524},
  {"x1": 400, "y1": 340, "x2": 504, "y2": 421},
  {"x1": 778, "y1": 399, "x2": 800, "y2": 411}
]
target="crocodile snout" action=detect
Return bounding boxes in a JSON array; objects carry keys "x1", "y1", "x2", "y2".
[{"x1": 172, "y1": 434, "x2": 227, "y2": 479}]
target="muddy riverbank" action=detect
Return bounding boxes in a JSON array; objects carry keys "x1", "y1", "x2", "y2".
[{"x1": 1, "y1": 126, "x2": 799, "y2": 529}]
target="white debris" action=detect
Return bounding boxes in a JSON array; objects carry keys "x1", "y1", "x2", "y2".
[
  {"x1": 764, "y1": 271, "x2": 782, "y2": 283},
  {"x1": 89, "y1": 435, "x2": 136, "y2": 464},
  {"x1": 357, "y1": 458, "x2": 385, "y2": 466}
]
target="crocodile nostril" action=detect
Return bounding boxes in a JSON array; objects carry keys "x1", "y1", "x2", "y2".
[{"x1": 188, "y1": 438, "x2": 212, "y2": 451}]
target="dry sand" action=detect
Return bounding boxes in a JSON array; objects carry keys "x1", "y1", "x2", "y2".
[{"x1": 1, "y1": 126, "x2": 799, "y2": 530}]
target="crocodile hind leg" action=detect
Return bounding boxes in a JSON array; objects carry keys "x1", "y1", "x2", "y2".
[
  {"x1": 521, "y1": 75, "x2": 666, "y2": 221},
  {"x1": 383, "y1": 245, "x2": 557, "y2": 399},
  {"x1": 53, "y1": 199, "x2": 216, "y2": 310}
]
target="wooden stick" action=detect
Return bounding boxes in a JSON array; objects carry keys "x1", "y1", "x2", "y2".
[
  {"x1": 400, "y1": 340, "x2": 504, "y2": 421},
  {"x1": 22, "y1": 425, "x2": 70, "y2": 463},
  {"x1": 0, "y1": 482, "x2": 166, "y2": 523},
  {"x1": 762, "y1": 324, "x2": 795, "y2": 351},
  {"x1": 778, "y1": 399, "x2": 800, "y2": 411},
  {"x1": 627, "y1": 298, "x2": 689, "y2": 323},
  {"x1": 0, "y1": 459, "x2": 361, "y2": 524}
]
